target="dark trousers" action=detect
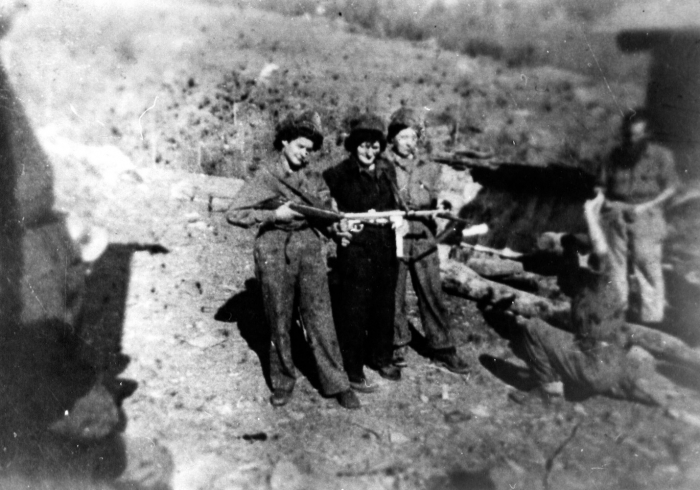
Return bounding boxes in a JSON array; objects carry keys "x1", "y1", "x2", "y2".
[
  {"x1": 335, "y1": 228, "x2": 398, "y2": 381},
  {"x1": 255, "y1": 228, "x2": 349, "y2": 395},
  {"x1": 521, "y1": 316, "x2": 643, "y2": 399},
  {"x1": 394, "y1": 222, "x2": 454, "y2": 352}
]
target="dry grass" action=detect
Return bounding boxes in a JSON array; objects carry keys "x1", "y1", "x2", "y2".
[
  {"x1": 255, "y1": 0, "x2": 646, "y2": 81},
  {"x1": 4, "y1": 0, "x2": 645, "y2": 179}
]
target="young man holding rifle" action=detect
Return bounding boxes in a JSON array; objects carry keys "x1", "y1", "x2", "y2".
[
  {"x1": 226, "y1": 110, "x2": 360, "y2": 410},
  {"x1": 382, "y1": 107, "x2": 471, "y2": 374}
]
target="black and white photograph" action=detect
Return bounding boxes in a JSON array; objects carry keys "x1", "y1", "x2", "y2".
[{"x1": 1, "y1": 0, "x2": 699, "y2": 488}]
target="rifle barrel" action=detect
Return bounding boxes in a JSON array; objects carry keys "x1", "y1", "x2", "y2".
[{"x1": 343, "y1": 209, "x2": 469, "y2": 224}]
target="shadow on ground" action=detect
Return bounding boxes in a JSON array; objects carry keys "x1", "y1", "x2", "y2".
[
  {"x1": 0, "y1": 243, "x2": 170, "y2": 488},
  {"x1": 215, "y1": 277, "x2": 321, "y2": 392}
]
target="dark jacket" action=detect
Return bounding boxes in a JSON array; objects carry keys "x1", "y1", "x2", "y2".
[{"x1": 323, "y1": 156, "x2": 399, "y2": 247}]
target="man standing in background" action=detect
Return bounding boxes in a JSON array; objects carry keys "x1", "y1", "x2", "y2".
[{"x1": 599, "y1": 109, "x2": 679, "y2": 324}]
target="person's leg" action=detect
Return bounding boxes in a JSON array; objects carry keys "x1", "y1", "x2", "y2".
[
  {"x1": 410, "y1": 238, "x2": 470, "y2": 373},
  {"x1": 335, "y1": 245, "x2": 372, "y2": 383},
  {"x1": 521, "y1": 317, "x2": 568, "y2": 390},
  {"x1": 629, "y1": 208, "x2": 666, "y2": 323},
  {"x1": 523, "y1": 322, "x2": 641, "y2": 402},
  {"x1": 600, "y1": 203, "x2": 630, "y2": 312},
  {"x1": 410, "y1": 238, "x2": 453, "y2": 351},
  {"x1": 367, "y1": 237, "x2": 399, "y2": 377},
  {"x1": 393, "y1": 250, "x2": 411, "y2": 350},
  {"x1": 254, "y1": 232, "x2": 297, "y2": 399},
  {"x1": 296, "y1": 232, "x2": 350, "y2": 397}
]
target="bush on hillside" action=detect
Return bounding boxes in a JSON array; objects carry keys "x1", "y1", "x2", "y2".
[{"x1": 255, "y1": 0, "x2": 643, "y2": 82}]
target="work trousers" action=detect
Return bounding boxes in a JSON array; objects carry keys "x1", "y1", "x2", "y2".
[
  {"x1": 334, "y1": 227, "x2": 398, "y2": 381},
  {"x1": 254, "y1": 228, "x2": 349, "y2": 395},
  {"x1": 394, "y1": 222, "x2": 454, "y2": 352},
  {"x1": 521, "y1": 317, "x2": 642, "y2": 400},
  {"x1": 601, "y1": 203, "x2": 666, "y2": 323}
]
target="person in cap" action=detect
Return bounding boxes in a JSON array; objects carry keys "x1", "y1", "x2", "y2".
[
  {"x1": 598, "y1": 108, "x2": 679, "y2": 324},
  {"x1": 226, "y1": 110, "x2": 360, "y2": 410},
  {"x1": 498, "y1": 191, "x2": 667, "y2": 406},
  {"x1": 323, "y1": 112, "x2": 401, "y2": 392},
  {"x1": 383, "y1": 107, "x2": 470, "y2": 374}
]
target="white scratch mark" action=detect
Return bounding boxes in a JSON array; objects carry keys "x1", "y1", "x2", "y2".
[
  {"x1": 70, "y1": 104, "x2": 106, "y2": 127},
  {"x1": 22, "y1": 277, "x2": 47, "y2": 315},
  {"x1": 138, "y1": 96, "x2": 159, "y2": 140},
  {"x1": 582, "y1": 28, "x2": 623, "y2": 116}
]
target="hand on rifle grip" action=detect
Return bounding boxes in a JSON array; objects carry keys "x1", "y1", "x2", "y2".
[
  {"x1": 391, "y1": 215, "x2": 410, "y2": 237},
  {"x1": 439, "y1": 199, "x2": 453, "y2": 212},
  {"x1": 348, "y1": 220, "x2": 364, "y2": 233},
  {"x1": 333, "y1": 218, "x2": 354, "y2": 247}
]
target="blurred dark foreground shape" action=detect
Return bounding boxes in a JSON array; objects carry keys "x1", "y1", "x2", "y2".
[{"x1": 0, "y1": 4, "x2": 172, "y2": 488}]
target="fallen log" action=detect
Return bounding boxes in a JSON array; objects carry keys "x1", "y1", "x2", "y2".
[
  {"x1": 465, "y1": 256, "x2": 524, "y2": 277},
  {"x1": 449, "y1": 248, "x2": 562, "y2": 299},
  {"x1": 441, "y1": 260, "x2": 570, "y2": 328},
  {"x1": 619, "y1": 323, "x2": 700, "y2": 371},
  {"x1": 441, "y1": 259, "x2": 700, "y2": 370}
]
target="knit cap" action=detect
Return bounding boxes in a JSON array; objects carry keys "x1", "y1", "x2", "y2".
[
  {"x1": 274, "y1": 110, "x2": 324, "y2": 151},
  {"x1": 344, "y1": 112, "x2": 387, "y2": 152},
  {"x1": 387, "y1": 106, "x2": 425, "y2": 141}
]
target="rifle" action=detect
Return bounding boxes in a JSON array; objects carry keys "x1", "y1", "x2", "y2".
[
  {"x1": 233, "y1": 198, "x2": 483, "y2": 258},
  {"x1": 285, "y1": 203, "x2": 475, "y2": 258}
]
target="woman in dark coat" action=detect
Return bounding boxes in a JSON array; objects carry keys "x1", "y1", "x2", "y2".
[{"x1": 324, "y1": 113, "x2": 401, "y2": 392}]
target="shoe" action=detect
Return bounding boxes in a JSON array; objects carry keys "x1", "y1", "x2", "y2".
[
  {"x1": 269, "y1": 388, "x2": 293, "y2": 407},
  {"x1": 349, "y1": 378, "x2": 379, "y2": 393},
  {"x1": 508, "y1": 386, "x2": 564, "y2": 407},
  {"x1": 392, "y1": 346, "x2": 408, "y2": 368},
  {"x1": 431, "y1": 349, "x2": 470, "y2": 375},
  {"x1": 337, "y1": 389, "x2": 361, "y2": 410},
  {"x1": 376, "y1": 364, "x2": 401, "y2": 381},
  {"x1": 541, "y1": 381, "x2": 564, "y2": 397}
]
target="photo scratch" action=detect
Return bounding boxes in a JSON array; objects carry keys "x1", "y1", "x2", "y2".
[{"x1": 138, "y1": 95, "x2": 159, "y2": 140}]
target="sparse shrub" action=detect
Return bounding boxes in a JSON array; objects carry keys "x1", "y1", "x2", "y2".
[
  {"x1": 505, "y1": 44, "x2": 537, "y2": 68},
  {"x1": 463, "y1": 38, "x2": 504, "y2": 62},
  {"x1": 255, "y1": 0, "x2": 640, "y2": 81},
  {"x1": 255, "y1": 0, "x2": 319, "y2": 17},
  {"x1": 115, "y1": 36, "x2": 137, "y2": 63}
]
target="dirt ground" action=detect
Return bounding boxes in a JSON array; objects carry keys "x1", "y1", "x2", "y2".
[{"x1": 3, "y1": 1, "x2": 700, "y2": 489}]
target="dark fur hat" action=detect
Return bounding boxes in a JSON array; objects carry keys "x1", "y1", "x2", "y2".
[
  {"x1": 274, "y1": 110, "x2": 324, "y2": 152},
  {"x1": 387, "y1": 106, "x2": 424, "y2": 142},
  {"x1": 344, "y1": 112, "x2": 386, "y2": 153}
]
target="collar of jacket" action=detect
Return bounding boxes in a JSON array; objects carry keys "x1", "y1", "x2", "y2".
[
  {"x1": 346, "y1": 155, "x2": 392, "y2": 179},
  {"x1": 264, "y1": 159, "x2": 310, "y2": 192},
  {"x1": 271, "y1": 157, "x2": 307, "y2": 179},
  {"x1": 384, "y1": 150, "x2": 427, "y2": 171}
]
